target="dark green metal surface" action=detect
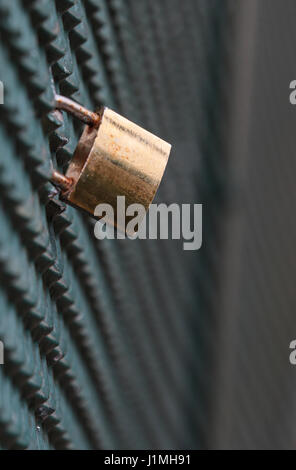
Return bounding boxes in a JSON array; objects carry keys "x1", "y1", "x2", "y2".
[{"x1": 0, "y1": 0, "x2": 234, "y2": 449}]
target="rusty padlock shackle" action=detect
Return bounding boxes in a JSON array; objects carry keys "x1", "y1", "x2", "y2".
[
  {"x1": 51, "y1": 94, "x2": 100, "y2": 192},
  {"x1": 51, "y1": 94, "x2": 171, "y2": 234},
  {"x1": 55, "y1": 94, "x2": 101, "y2": 127}
]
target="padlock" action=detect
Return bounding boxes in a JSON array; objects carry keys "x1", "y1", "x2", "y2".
[{"x1": 51, "y1": 95, "x2": 171, "y2": 234}]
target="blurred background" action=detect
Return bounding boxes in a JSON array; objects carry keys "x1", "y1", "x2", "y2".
[{"x1": 0, "y1": 0, "x2": 295, "y2": 450}]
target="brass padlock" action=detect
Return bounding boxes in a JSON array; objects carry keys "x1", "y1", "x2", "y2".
[{"x1": 51, "y1": 95, "x2": 171, "y2": 234}]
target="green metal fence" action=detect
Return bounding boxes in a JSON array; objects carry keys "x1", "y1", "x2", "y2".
[{"x1": 0, "y1": 0, "x2": 233, "y2": 449}]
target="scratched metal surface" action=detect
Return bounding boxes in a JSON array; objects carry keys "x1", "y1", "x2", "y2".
[{"x1": 0, "y1": 0, "x2": 236, "y2": 449}]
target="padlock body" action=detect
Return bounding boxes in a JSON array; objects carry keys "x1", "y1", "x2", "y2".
[{"x1": 62, "y1": 107, "x2": 171, "y2": 233}]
